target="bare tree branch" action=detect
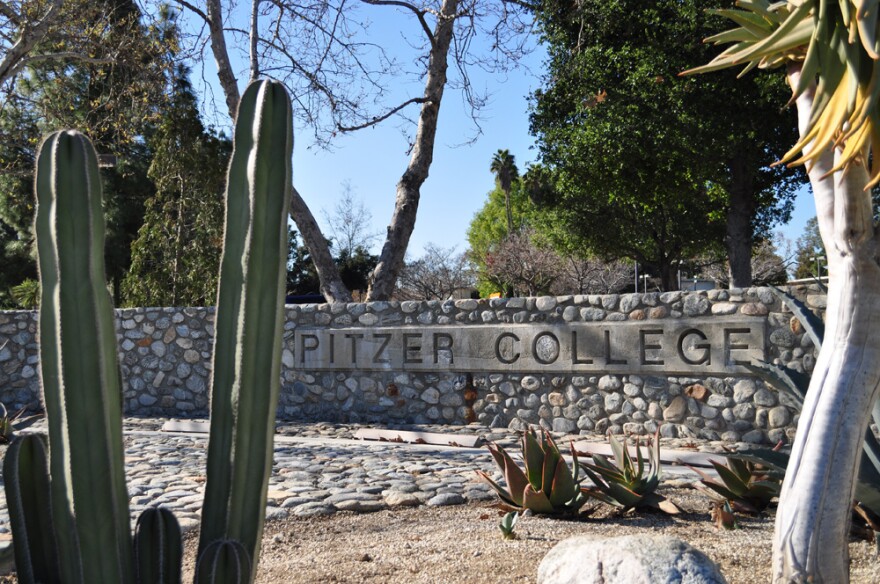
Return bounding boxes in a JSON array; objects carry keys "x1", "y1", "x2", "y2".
[
  {"x1": 0, "y1": 2, "x2": 21, "y2": 26},
  {"x1": 338, "y1": 97, "x2": 426, "y2": 132},
  {"x1": 249, "y1": 0, "x2": 260, "y2": 80},
  {"x1": 359, "y1": 0, "x2": 434, "y2": 46},
  {"x1": 0, "y1": 0, "x2": 63, "y2": 88},
  {"x1": 172, "y1": 0, "x2": 209, "y2": 22}
]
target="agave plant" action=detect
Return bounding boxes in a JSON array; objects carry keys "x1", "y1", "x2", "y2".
[
  {"x1": 690, "y1": 450, "x2": 785, "y2": 514},
  {"x1": 476, "y1": 426, "x2": 591, "y2": 515},
  {"x1": 579, "y1": 431, "x2": 680, "y2": 514},
  {"x1": 0, "y1": 403, "x2": 41, "y2": 444}
]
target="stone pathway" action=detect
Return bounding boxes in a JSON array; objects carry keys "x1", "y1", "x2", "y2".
[{"x1": 0, "y1": 417, "x2": 742, "y2": 539}]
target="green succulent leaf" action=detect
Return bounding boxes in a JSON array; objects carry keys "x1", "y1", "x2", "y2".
[
  {"x1": 499, "y1": 511, "x2": 518, "y2": 539},
  {"x1": 487, "y1": 443, "x2": 528, "y2": 508},
  {"x1": 522, "y1": 484, "x2": 555, "y2": 514},
  {"x1": 730, "y1": 449, "x2": 790, "y2": 473},
  {"x1": 541, "y1": 440, "x2": 562, "y2": 500},
  {"x1": 522, "y1": 429, "x2": 544, "y2": 491},
  {"x1": 548, "y1": 458, "x2": 576, "y2": 508},
  {"x1": 769, "y1": 286, "x2": 824, "y2": 349},
  {"x1": 475, "y1": 470, "x2": 520, "y2": 509},
  {"x1": 609, "y1": 434, "x2": 627, "y2": 471}
]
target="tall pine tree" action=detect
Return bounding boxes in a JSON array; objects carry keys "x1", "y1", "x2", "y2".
[
  {"x1": 123, "y1": 66, "x2": 231, "y2": 307},
  {"x1": 0, "y1": 0, "x2": 171, "y2": 306}
]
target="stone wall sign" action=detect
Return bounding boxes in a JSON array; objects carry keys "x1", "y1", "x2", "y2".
[{"x1": 294, "y1": 318, "x2": 766, "y2": 375}]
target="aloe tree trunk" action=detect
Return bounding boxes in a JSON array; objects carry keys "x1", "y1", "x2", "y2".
[{"x1": 772, "y1": 65, "x2": 880, "y2": 583}]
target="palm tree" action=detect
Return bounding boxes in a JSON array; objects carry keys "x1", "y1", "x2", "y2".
[
  {"x1": 490, "y1": 149, "x2": 519, "y2": 234},
  {"x1": 688, "y1": 3, "x2": 880, "y2": 582}
]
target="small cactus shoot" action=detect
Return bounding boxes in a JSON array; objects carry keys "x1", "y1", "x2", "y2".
[
  {"x1": 499, "y1": 511, "x2": 518, "y2": 540},
  {"x1": 195, "y1": 540, "x2": 251, "y2": 584},
  {"x1": 133, "y1": 507, "x2": 182, "y2": 584},
  {"x1": 3, "y1": 435, "x2": 61, "y2": 584}
]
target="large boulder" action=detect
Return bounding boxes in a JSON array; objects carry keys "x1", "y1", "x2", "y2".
[{"x1": 537, "y1": 534, "x2": 727, "y2": 584}]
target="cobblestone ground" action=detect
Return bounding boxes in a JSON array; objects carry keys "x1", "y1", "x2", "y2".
[{"x1": 0, "y1": 417, "x2": 734, "y2": 543}]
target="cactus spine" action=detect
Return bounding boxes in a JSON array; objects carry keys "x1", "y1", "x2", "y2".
[
  {"x1": 33, "y1": 130, "x2": 134, "y2": 583},
  {"x1": 134, "y1": 507, "x2": 182, "y2": 584},
  {"x1": 196, "y1": 79, "x2": 292, "y2": 581}
]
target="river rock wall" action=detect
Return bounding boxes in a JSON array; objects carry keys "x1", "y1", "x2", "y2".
[{"x1": 0, "y1": 286, "x2": 825, "y2": 444}]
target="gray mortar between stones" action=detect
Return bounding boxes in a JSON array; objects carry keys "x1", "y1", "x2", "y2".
[{"x1": 0, "y1": 286, "x2": 826, "y2": 445}]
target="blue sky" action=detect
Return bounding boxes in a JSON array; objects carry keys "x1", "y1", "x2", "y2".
[{"x1": 185, "y1": 5, "x2": 814, "y2": 262}]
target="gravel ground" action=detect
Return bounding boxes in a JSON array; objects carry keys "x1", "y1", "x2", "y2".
[{"x1": 177, "y1": 488, "x2": 880, "y2": 584}]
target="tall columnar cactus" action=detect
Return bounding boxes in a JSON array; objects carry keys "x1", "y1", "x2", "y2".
[
  {"x1": 33, "y1": 130, "x2": 134, "y2": 583},
  {"x1": 196, "y1": 79, "x2": 293, "y2": 581},
  {"x1": 3, "y1": 80, "x2": 293, "y2": 584}
]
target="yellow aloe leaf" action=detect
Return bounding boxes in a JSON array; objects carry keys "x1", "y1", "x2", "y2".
[
  {"x1": 710, "y1": 9, "x2": 775, "y2": 35},
  {"x1": 705, "y1": 28, "x2": 762, "y2": 45}
]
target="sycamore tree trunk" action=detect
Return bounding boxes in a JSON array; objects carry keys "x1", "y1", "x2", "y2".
[
  {"x1": 772, "y1": 66, "x2": 880, "y2": 583},
  {"x1": 290, "y1": 186, "x2": 353, "y2": 302},
  {"x1": 205, "y1": 0, "x2": 240, "y2": 121},
  {"x1": 200, "y1": 0, "x2": 351, "y2": 302},
  {"x1": 365, "y1": 0, "x2": 458, "y2": 301},
  {"x1": 726, "y1": 155, "x2": 755, "y2": 289}
]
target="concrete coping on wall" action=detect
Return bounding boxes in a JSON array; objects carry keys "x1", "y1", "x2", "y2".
[{"x1": 0, "y1": 286, "x2": 826, "y2": 444}]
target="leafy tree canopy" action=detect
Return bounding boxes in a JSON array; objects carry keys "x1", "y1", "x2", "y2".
[{"x1": 529, "y1": 0, "x2": 804, "y2": 290}]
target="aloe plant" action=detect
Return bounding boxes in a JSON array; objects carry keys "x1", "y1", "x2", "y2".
[
  {"x1": 3, "y1": 78, "x2": 293, "y2": 584},
  {"x1": 476, "y1": 426, "x2": 590, "y2": 515},
  {"x1": 687, "y1": 3, "x2": 880, "y2": 577},
  {"x1": 579, "y1": 431, "x2": 679, "y2": 514}
]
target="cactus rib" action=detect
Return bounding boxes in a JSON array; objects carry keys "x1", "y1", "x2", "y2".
[
  {"x1": 197, "y1": 79, "x2": 293, "y2": 581},
  {"x1": 3, "y1": 435, "x2": 61, "y2": 584},
  {"x1": 134, "y1": 507, "x2": 182, "y2": 584},
  {"x1": 34, "y1": 131, "x2": 133, "y2": 583}
]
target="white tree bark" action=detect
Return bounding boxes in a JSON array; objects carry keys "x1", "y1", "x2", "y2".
[
  {"x1": 0, "y1": 0, "x2": 63, "y2": 87},
  {"x1": 181, "y1": 0, "x2": 352, "y2": 302},
  {"x1": 772, "y1": 65, "x2": 880, "y2": 583},
  {"x1": 366, "y1": 0, "x2": 458, "y2": 301},
  {"x1": 205, "y1": 0, "x2": 241, "y2": 119},
  {"x1": 289, "y1": 187, "x2": 353, "y2": 302}
]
